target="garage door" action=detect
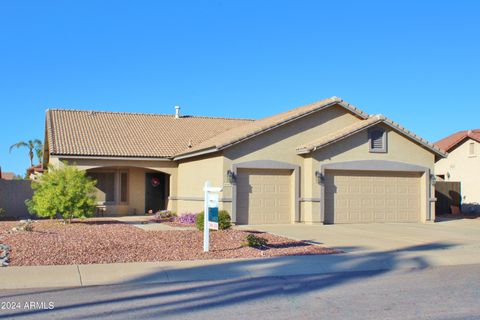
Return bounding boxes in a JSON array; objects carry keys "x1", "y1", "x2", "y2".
[
  {"x1": 236, "y1": 168, "x2": 292, "y2": 224},
  {"x1": 324, "y1": 170, "x2": 422, "y2": 224}
]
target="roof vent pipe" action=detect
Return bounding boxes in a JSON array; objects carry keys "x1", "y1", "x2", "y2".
[{"x1": 175, "y1": 105, "x2": 180, "y2": 119}]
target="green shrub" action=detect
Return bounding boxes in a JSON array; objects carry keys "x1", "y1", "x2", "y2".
[
  {"x1": 244, "y1": 234, "x2": 268, "y2": 248},
  {"x1": 0, "y1": 208, "x2": 5, "y2": 219},
  {"x1": 25, "y1": 163, "x2": 97, "y2": 222},
  {"x1": 195, "y1": 210, "x2": 231, "y2": 231}
]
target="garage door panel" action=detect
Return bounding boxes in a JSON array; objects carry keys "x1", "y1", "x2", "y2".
[
  {"x1": 325, "y1": 170, "x2": 421, "y2": 224},
  {"x1": 236, "y1": 168, "x2": 292, "y2": 225},
  {"x1": 263, "y1": 184, "x2": 276, "y2": 193}
]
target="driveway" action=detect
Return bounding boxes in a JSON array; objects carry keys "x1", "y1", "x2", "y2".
[{"x1": 238, "y1": 218, "x2": 480, "y2": 265}]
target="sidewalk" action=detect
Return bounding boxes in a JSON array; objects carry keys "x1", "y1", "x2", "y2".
[{"x1": 1, "y1": 245, "x2": 480, "y2": 290}]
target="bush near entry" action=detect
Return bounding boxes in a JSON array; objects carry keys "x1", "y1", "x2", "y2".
[
  {"x1": 26, "y1": 164, "x2": 96, "y2": 222},
  {"x1": 195, "y1": 210, "x2": 232, "y2": 231}
]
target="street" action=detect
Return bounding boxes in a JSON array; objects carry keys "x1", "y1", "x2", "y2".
[{"x1": 0, "y1": 264, "x2": 479, "y2": 320}]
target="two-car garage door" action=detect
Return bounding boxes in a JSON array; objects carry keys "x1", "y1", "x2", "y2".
[
  {"x1": 324, "y1": 170, "x2": 422, "y2": 224},
  {"x1": 235, "y1": 167, "x2": 422, "y2": 225}
]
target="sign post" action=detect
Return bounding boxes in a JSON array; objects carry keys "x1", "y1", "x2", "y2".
[{"x1": 203, "y1": 181, "x2": 222, "y2": 252}]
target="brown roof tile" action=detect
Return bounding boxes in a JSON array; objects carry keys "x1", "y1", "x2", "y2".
[
  {"x1": 435, "y1": 129, "x2": 480, "y2": 152},
  {"x1": 47, "y1": 109, "x2": 253, "y2": 158}
]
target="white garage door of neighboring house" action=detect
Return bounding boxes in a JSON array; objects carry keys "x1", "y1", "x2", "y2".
[
  {"x1": 324, "y1": 170, "x2": 422, "y2": 224},
  {"x1": 236, "y1": 168, "x2": 292, "y2": 225}
]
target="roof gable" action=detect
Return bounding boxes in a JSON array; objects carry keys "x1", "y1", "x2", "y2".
[
  {"x1": 296, "y1": 115, "x2": 447, "y2": 158},
  {"x1": 173, "y1": 96, "x2": 369, "y2": 159}
]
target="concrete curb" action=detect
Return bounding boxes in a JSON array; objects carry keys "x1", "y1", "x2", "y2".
[{"x1": 1, "y1": 250, "x2": 480, "y2": 290}]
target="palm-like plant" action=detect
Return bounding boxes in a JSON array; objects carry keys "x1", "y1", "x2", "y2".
[{"x1": 9, "y1": 139, "x2": 43, "y2": 167}]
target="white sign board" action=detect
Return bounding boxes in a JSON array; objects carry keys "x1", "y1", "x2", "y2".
[{"x1": 203, "y1": 181, "x2": 222, "y2": 252}]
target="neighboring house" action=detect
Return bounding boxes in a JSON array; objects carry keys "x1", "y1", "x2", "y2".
[
  {"x1": 26, "y1": 164, "x2": 45, "y2": 180},
  {"x1": 435, "y1": 129, "x2": 480, "y2": 213},
  {"x1": 43, "y1": 97, "x2": 446, "y2": 224},
  {"x1": 0, "y1": 168, "x2": 15, "y2": 180}
]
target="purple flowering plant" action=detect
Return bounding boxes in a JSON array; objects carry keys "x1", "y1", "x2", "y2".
[{"x1": 175, "y1": 213, "x2": 197, "y2": 225}]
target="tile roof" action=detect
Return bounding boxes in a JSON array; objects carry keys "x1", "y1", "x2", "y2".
[
  {"x1": 296, "y1": 114, "x2": 447, "y2": 157},
  {"x1": 174, "y1": 96, "x2": 369, "y2": 158},
  {"x1": 435, "y1": 129, "x2": 480, "y2": 152},
  {"x1": 46, "y1": 109, "x2": 253, "y2": 158},
  {"x1": 46, "y1": 96, "x2": 446, "y2": 161}
]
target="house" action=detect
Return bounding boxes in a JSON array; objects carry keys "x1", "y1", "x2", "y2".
[
  {"x1": 26, "y1": 164, "x2": 45, "y2": 180},
  {"x1": 43, "y1": 97, "x2": 446, "y2": 224},
  {"x1": 0, "y1": 167, "x2": 15, "y2": 180},
  {"x1": 435, "y1": 129, "x2": 480, "y2": 213}
]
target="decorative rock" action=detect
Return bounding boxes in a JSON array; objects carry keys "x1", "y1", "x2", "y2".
[{"x1": 0, "y1": 244, "x2": 10, "y2": 267}]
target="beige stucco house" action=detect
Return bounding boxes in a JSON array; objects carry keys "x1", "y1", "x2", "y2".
[
  {"x1": 435, "y1": 129, "x2": 480, "y2": 213},
  {"x1": 43, "y1": 96, "x2": 446, "y2": 224}
]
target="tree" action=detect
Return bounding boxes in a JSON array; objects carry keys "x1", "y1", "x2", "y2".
[
  {"x1": 26, "y1": 163, "x2": 97, "y2": 222},
  {"x1": 9, "y1": 139, "x2": 43, "y2": 167}
]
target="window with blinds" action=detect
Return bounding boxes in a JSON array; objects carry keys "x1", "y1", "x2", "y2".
[{"x1": 369, "y1": 128, "x2": 387, "y2": 153}]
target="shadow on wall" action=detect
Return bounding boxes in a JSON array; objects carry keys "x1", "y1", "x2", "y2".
[{"x1": 0, "y1": 241, "x2": 457, "y2": 319}]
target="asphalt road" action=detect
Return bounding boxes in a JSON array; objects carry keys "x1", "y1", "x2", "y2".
[{"x1": 0, "y1": 264, "x2": 479, "y2": 320}]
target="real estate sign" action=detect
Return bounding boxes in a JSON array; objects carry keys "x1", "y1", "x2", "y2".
[{"x1": 203, "y1": 181, "x2": 222, "y2": 252}]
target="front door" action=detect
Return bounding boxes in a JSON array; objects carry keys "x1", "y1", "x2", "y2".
[{"x1": 145, "y1": 172, "x2": 166, "y2": 213}]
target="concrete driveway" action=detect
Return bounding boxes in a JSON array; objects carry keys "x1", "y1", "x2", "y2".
[{"x1": 238, "y1": 218, "x2": 480, "y2": 265}]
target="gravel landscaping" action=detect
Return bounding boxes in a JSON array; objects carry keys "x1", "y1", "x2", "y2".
[{"x1": 0, "y1": 220, "x2": 339, "y2": 266}]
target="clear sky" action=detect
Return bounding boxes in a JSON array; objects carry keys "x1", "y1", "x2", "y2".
[{"x1": 1, "y1": 1, "x2": 479, "y2": 175}]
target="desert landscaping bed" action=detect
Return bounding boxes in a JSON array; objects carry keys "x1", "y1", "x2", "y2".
[{"x1": 0, "y1": 220, "x2": 339, "y2": 266}]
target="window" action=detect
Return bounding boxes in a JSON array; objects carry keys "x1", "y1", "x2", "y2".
[
  {"x1": 120, "y1": 172, "x2": 128, "y2": 202},
  {"x1": 88, "y1": 170, "x2": 129, "y2": 204},
  {"x1": 469, "y1": 142, "x2": 476, "y2": 157},
  {"x1": 89, "y1": 172, "x2": 115, "y2": 203},
  {"x1": 369, "y1": 128, "x2": 387, "y2": 153}
]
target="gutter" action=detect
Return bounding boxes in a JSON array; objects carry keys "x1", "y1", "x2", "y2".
[
  {"x1": 53, "y1": 155, "x2": 173, "y2": 161},
  {"x1": 173, "y1": 147, "x2": 219, "y2": 161}
]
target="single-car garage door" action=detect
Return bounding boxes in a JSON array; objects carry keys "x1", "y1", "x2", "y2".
[
  {"x1": 236, "y1": 168, "x2": 292, "y2": 224},
  {"x1": 325, "y1": 170, "x2": 422, "y2": 224}
]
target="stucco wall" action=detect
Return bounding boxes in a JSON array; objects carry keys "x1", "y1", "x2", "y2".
[
  {"x1": 176, "y1": 154, "x2": 226, "y2": 214},
  {"x1": 435, "y1": 138, "x2": 480, "y2": 204}
]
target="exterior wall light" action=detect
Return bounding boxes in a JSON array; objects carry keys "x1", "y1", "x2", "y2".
[
  {"x1": 227, "y1": 170, "x2": 236, "y2": 184},
  {"x1": 430, "y1": 174, "x2": 437, "y2": 186},
  {"x1": 315, "y1": 170, "x2": 324, "y2": 184}
]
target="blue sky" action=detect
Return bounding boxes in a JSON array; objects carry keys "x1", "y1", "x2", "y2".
[{"x1": 1, "y1": 1, "x2": 479, "y2": 174}]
